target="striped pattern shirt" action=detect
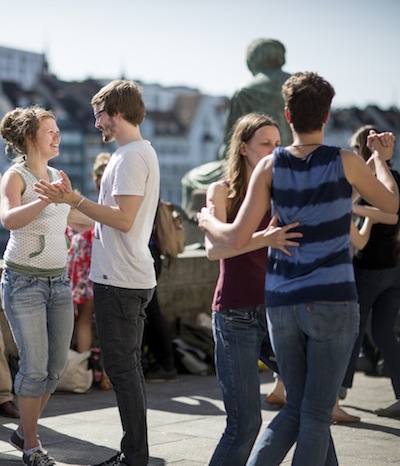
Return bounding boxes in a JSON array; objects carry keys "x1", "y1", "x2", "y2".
[{"x1": 266, "y1": 145, "x2": 357, "y2": 306}]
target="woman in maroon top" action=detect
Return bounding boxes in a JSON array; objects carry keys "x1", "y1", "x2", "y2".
[{"x1": 204, "y1": 113, "x2": 301, "y2": 466}]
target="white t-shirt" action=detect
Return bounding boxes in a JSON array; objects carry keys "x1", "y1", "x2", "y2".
[{"x1": 89, "y1": 140, "x2": 160, "y2": 289}]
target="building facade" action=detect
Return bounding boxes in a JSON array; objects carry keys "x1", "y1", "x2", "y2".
[{"x1": 0, "y1": 45, "x2": 399, "y2": 255}]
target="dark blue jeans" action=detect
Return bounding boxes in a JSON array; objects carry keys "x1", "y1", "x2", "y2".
[
  {"x1": 94, "y1": 283, "x2": 154, "y2": 466},
  {"x1": 209, "y1": 305, "x2": 267, "y2": 466},
  {"x1": 343, "y1": 265, "x2": 400, "y2": 398}
]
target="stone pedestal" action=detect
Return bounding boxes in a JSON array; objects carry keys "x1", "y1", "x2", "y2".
[{"x1": 157, "y1": 250, "x2": 219, "y2": 332}]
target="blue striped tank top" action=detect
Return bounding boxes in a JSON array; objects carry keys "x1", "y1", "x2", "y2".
[{"x1": 266, "y1": 145, "x2": 357, "y2": 306}]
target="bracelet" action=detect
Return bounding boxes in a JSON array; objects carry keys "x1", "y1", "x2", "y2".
[{"x1": 76, "y1": 197, "x2": 86, "y2": 210}]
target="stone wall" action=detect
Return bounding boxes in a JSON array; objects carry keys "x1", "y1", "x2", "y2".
[{"x1": 157, "y1": 250, "x2": 219, "y2": 334}]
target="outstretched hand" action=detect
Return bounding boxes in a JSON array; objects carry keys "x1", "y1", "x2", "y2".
[{"x1": 262, "y1": 213, "x2": 302, "y2": 256}]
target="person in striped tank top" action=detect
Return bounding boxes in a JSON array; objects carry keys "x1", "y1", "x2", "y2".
[{"x1": 197, "y1": 72, "x2": 398, "y2": 466}]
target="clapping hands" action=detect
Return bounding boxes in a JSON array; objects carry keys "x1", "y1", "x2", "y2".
[{"x1": 34, "y1": 170, "x2": 74, "y2": 205}]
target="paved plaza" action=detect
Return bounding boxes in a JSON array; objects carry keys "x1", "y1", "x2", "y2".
[{"x1": 1, "y1": 369, "x2": 399, "y2": 465}]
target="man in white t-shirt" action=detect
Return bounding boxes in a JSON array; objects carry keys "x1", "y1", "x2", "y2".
[{"x1": 35, "y1": 80, "x2": 160, "y2": 466}]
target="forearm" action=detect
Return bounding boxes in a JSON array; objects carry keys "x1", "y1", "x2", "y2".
[
  {"x1": 353, "y1": 205, "x2": 398, "y2": 225},
  {"x1": 350, "y1": 220, "x2": 372, "y2": 251},
  {"x1": 68, "y1": 207, "x2": 95, "y2": 227},
  {"x1": 374, "y1": 157, "x2": 399, "y2": 212},
  {"x1": 72, "y1": 195, "x2": 133, "y2": 233},
  {"x1": 2, "y1": 199, "x2": 49, "y2": 230},
  {"x1": 201, "y1": 214, "x2": 242, "y2": 250},
  {"x1": 206, "y1": 231, "x2": 266, "y2": 260}
]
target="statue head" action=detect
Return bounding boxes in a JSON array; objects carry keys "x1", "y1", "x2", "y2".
[{"x1": 246, "y1": 39, "x2": 286, "y2": 75}]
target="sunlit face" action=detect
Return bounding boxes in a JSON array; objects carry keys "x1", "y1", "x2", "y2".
[
  {"x1": 31, "y1": 117, "x2": 60, "y2": 159},
  {"x1": 93, "y1": 106, "x2": 116, "y2": 144},
  {"x1": 241, "y1": 125, "x2": 281, "y2": 170}
]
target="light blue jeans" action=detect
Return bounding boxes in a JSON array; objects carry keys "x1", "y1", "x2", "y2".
[
  {"x1": 209, "y1": 305, "x2": 268, "y2": 466},
  {"x1": 247, "y1": 301, "x2": 359, "y2": 466},
  {"x1": 1, "y1": 269, "x2": 74, "y2": 397}
]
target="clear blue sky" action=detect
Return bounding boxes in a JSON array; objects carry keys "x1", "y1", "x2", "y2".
[{"x1": 1, "y1": 0, "x2": 399, "y2": 109}]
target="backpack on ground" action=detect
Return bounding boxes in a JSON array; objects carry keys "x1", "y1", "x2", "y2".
[{"x1": 154, "y1": 199, "x2": 185, "y2": 261}]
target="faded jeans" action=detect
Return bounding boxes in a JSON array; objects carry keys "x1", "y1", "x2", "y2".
[
  {"x1": 209, "y1": 305, "x2": 268, "y2": 466},
  {"x1": 247, "y1": 301, "x2": 359, "y2": 466},
  {"x1": 94, "y1": 283, "x2": 154, "y2": 466},
  {"x1": 1, "y1": 269, "x2": 74, "y2": 397}
]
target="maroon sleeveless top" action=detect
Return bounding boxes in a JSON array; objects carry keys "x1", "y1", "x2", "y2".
[{"x1": 212, "y1": 203, "x2": 270, "y2": 311}]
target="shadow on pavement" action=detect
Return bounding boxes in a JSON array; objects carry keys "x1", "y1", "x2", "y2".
[{"x1": 1, "y1": 424, "x2": 166, "y2": 466}]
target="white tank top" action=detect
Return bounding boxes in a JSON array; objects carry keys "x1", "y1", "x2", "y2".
[{"x1": 3, "y1": 164, "x2": 70, "y2": 275}]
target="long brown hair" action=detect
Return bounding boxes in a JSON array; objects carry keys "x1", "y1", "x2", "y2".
[{"x1": 225, "y1": 112, "x2": 279, "y2": 220}]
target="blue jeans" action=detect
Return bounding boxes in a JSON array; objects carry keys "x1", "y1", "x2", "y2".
[
  {"x1": 1, "y1": 269, "x2": 74, "y2": 397},
  {"x1": 247, "y1": 301, "x2": 359, "y2": 466},
  {"x1": 209, "y1": 305, "x2": 267, "y2": 466},
  {"x1": 94, "y1": 283, "x2": 154, "y2": 466},
  {"x1": 343, "y1": 266, "x2": 400, "y2": 398}
]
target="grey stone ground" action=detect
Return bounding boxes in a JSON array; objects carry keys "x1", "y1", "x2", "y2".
[{"x1": 1, "y1": 370, "x2": 399, "y2": 465}]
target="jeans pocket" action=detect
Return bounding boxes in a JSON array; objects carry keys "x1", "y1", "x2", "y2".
[
  {"x1": 306, "y1": 302, "x2": 350, "y2": 340},
  {"x1": 7, "y1": 271, "x2": 36, "y2": 295},
  {"x1": 224, "y1": 307, "x2": 258, "y2": 326}
]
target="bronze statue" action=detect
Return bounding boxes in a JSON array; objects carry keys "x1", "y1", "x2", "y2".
[
  {"x1": 182, "y1": 38, "x2": 291, "y2": 216},
  {"x1": 220, "y1": 38, "x2": 291, "y2": 158}
]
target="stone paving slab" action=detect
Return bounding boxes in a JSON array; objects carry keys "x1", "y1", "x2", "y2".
[{"x1": 1, "y1": 370, "x2": 399, "y2": 465}]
